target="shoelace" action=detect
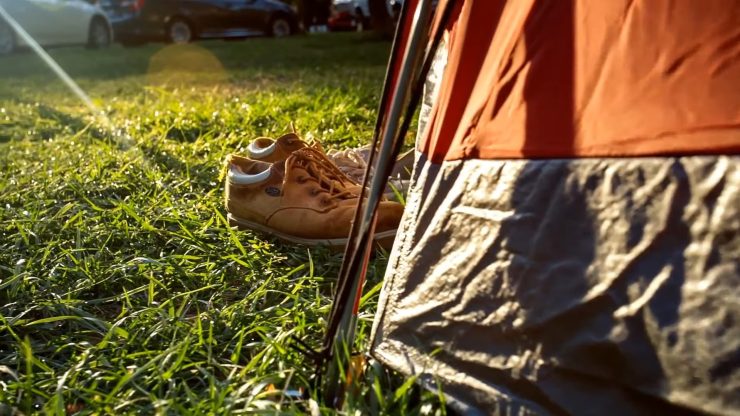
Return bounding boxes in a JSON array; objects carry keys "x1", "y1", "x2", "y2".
[
  {"x1": 287, "y1": 122, "x2": 326, "y2": 154},
  {"x1": 307, "y1": 139, "x2": 326, "y2": 154},
  {"x1": 327, "y1": 146, "x2": 369, "y2": 170},
  {"x1": 285, "y1": 148, "x2": 359, "y2": 201}
]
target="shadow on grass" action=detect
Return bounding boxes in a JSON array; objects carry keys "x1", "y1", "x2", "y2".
[{"x1": 0, "y1": 100, "x2": 90, "y2": 143}]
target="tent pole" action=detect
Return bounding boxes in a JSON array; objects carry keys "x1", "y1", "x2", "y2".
[
  {"x1": 320, "y1": 0, "x2": 415, "y2": 350},
  {"x1": 320, "y1": 0, "x2": 439, "y2": 408},
  {"x1": 313, "y1": 0, "x2": 414, "y2": 398}
]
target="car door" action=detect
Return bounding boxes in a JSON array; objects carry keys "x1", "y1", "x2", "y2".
[
  {"x1": 209, "y1": 0, "x2": 255, "y2": 36},
  {"x1": 234, "y1": 0, "x2": 269, "y2": 35},
  {"x1": 26, "y1": 0, "x2": 88, "y2": 45},
  {"x1": 2, "y1": 0, "x2": 54, "y2": 44},
  {"x1": 180, "y1": 0, "x2": 233, "y2": 37},
  {"x1": 54, "y1": 0, "x2": 92, "y2": 44}
]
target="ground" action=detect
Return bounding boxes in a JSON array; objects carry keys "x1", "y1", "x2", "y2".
[{"x1": 0, "y1": 33, "x2": 441, "y2": 415}]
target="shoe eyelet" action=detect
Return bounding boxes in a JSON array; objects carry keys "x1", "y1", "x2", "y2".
[
  {"x1": 264, "y1": 186, "x2": 281, "y2": 197},
  {"x1": 310, "y1": 188, "x2": 320, "y2": 196},
  {"x1": 296, "y1": 175, "x2": 306, "y2": 183}
]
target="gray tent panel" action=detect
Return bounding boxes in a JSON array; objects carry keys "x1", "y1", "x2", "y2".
[{"x1": 371, "y1": 155, "x2": 740, "y2": 415}]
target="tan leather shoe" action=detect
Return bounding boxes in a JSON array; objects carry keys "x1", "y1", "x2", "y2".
[{"x1": 225, "y1": 149, "x2": 404, "y2": 249}]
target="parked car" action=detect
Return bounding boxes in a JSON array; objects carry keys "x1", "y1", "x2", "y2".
[
  {"x1": 328, "y1": 0, "x2": 401, "y2": 32},
  {"x1": 100, "y1": 0, "x2": 299, "y2": 46},
  {"x1": 0, "y1": 0, "x2": 112, "y2": 55}
]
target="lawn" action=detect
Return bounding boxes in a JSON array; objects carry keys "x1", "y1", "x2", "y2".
[{"x1": 0, "y1": 33, "x2": 440, "y2": 415}]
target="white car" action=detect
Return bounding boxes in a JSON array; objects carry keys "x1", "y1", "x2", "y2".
[{"x1": 0, "y1": 0, "x2": 112, "y2": 55}]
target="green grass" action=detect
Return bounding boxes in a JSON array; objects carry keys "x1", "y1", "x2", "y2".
[{"x1": 0, "y1": 33, "x2": 440, "y2": 415}]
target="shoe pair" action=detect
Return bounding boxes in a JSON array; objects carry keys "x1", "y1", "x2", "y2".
[
  {"x1": 249, "y1": 132, "x2": 413, "y2": 195},
  {"x1": 224, "y1": 133, "x2": 405, "y2": 248}
]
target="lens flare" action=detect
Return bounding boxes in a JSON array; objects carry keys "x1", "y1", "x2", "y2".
[{"x1": 147, "y1": 43, "x2": 227, "y2": 85}]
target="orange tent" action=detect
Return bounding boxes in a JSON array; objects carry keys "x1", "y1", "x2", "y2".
[{"x1": 369, "y1": 0, "x2": 739, "y2": 413}]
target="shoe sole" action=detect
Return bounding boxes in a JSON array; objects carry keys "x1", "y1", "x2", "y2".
[{"x1": 227, "y1": 213, "x2": 398, "y2": 249}]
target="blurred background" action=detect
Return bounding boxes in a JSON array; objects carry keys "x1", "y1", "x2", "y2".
[
  {"x1": 0, "y1": 0, "x2": 404, "y2": 52},
  {"x1": 0, "y1": 0, "x2": 409, "y2": 147}
]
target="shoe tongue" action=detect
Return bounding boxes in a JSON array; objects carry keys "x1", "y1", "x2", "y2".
[
  {"x1": 276, "y1": 132, "x2": 304, "y2": 147},
  {"x1": 270, "y1": 161, "x2": 286, "y2": 179},
  {"x1": 290, "y1": 148, "x2": 340, "y2": 180},
  {"x1": 283, "y1": 151, "x2": 339, "y2": 190}
]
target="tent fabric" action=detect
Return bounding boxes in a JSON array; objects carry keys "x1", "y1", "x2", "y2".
[
  {"x1": 370, "y1": 0, "x2": 740, "y2": 414},
  {"x1": 420, "y1": 0, "x2": 740, "y2": 162},
  {"x1": 371, "y1": 154, "x2": 740, "y2": 415},
  {"x1": 415, "y1": 33, "x2": 448, "y2": 148}
]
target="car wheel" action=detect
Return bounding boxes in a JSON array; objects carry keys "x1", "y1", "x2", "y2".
[
  {"x1": 87, "y1": 17, "x2": 111, "y2": 49},
  {"x1": 269, "y1": 16, "x2": 291, "y2": 38},
  {"x1": 0, "y1": 21, "x2": 15, "y2": 56},
  {"x1": 167, "y1": 18, "x2": 193, "y2": 44}
]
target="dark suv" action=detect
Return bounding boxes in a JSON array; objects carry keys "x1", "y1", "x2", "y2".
[{"x1": 100, "y1": 0, "x2": 298, "y2": 46}]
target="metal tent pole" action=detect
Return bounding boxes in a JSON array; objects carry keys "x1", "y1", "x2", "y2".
[{"x1": 318, "y1": 0, "x2": 456, "y2": 408}]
